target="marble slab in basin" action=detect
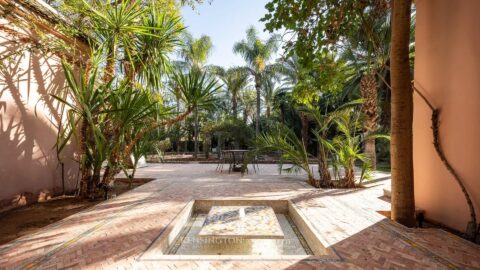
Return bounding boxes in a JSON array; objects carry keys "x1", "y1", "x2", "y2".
[{"x1": 198, "y1": 206, "x2": 284, "y2": 239}]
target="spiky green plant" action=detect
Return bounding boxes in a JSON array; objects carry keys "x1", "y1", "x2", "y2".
[{"x1": 170, "y1": 70, "x2": 221, "y2": 159}]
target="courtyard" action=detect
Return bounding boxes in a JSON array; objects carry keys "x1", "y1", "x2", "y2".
[{"x1": 0, "y1": 164, "x2": 478, "y2": 269}]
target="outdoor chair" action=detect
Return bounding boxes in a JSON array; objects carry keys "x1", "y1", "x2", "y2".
[{"x1": 216, "y1": 150, "x2": 234, "y2": 172}]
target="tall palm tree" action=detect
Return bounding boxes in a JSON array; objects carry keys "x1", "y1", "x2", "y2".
[
  {"x1": 341, "y1": 10, "x2": 391, "y2": 170},
  {"x1": 233, "y1": 26, "x2": 280, "y2": 137},
  {"x1": 171, "y1": 70, "x2": 221, "y2": 159},
  {"x1": 178, "y1": 32, "x2": 213, "y2": 71},
  {"x1": 390, "y1": 0, "x2": 415, "y2": 227},
  {"x1": 213, "y1": 67, "x2": 250, "y2": 118}
]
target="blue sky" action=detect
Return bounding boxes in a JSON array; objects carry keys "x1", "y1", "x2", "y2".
[{"x1": 181, "y1": 0, "x2": 276, "y2": 68}]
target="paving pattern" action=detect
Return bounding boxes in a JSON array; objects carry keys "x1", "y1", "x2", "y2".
[{"x1": 0, "y1": 164, "x2": 479, "y2": 269}]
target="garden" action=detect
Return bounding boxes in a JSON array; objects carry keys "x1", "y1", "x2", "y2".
[
  {"x1": 3, "y1": 0, "x2": 480, "y2": 268},
  {"x1": 50, "y1": 0, "x2": 396, "y2": 195}
]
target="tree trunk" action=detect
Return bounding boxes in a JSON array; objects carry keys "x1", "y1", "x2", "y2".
[
  {"x1": 255, "y1": 75, "x2": 261, "y2": 137},
  {"x1": 280, "y1": 105, "x2": 285, "y2": 124},
  {"x1": 342, "y1": 166, "x2": 356, "y2": 188},
  {"x1": 91, "y1": 165, "x2": 101, "y2": 195},
  {"x1": 318, "y1": 143, "x2": 332, "y2": 187},
  {"x1": 176, "y1": 97, "x2": 181, "y2": 154},
  {"x1": 102, "y1": 150, "x2": 120, "y2": 186},
  {"x1": 204, "y1": 137, "x2": 210, "y2": 159},
  {"x1": 193, "y1": 107, "x2": 199, "y2": 159},
  {"x1": 232, "y1": 96, "x2": 238, "y2": 118},
  {"x1": 266, "y1": 105, "x2": 271, "y2": 119},
  {"x1": 360, "y1": 73, "x2": 378, "y2": 169},
  {"x1": 79, "y1": 118, "x2": 92, "y2": 197},
  {"x1": 390, "y1": 0, "x2": 415, "y2": 227},
  {"x1": 300, "y1": 112, "x2": 308, "y2": 150},
  {"x1": 103, "y1": 43, "x2": 117, "y2": 82}
]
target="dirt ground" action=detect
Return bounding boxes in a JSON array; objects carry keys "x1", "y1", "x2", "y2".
[{"x1": 0, "y1": 178, "x2": 153, "y2": 246}]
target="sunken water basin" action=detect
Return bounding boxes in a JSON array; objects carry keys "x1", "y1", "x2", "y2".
[{"x1": 140, "y1": 200, "x2": 340, "y2": 261}]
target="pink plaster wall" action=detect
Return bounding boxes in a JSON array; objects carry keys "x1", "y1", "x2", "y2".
[
  {"x1": 0, "y1": 18, "x2": 78, "y2": 207},
  {"x1": 414, "y1": 0, "x2": 480, "y2": 231}
]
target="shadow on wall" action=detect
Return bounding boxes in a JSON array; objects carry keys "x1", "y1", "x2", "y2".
[{"x1": 0, "y1": 28, "x2": 78, "y2": 209}]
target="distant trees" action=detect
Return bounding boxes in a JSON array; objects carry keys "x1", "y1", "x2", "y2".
[{"x1": 233, "y1": 26, "x2": 280, "y2": 137}]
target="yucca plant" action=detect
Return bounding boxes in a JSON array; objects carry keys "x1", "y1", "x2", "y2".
[
  {"x1": 100, "y1": 84, "x2": 159, "y2": 185},
  {"x1": 131, "y1": 9, "x2": 184, "y2": 88},
  {"x1": 53, "y1": 62, "x2": 111, "y2": 196},
  {"x1": 171, "y1": 70, "x2": 221, "y2": 159},
  {"x1": 73, "y1": 0, "x2": 184, "y2": 85}
]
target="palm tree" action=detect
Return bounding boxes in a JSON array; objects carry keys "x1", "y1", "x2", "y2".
[
  {"x1": 250, "y1": 124, "x2": 316, "y2": 186},
  {"x1": 278, "y1": 54, "x2": 314, "y2": 150},
  {"x1": 261, "y1": 76, "x2": 280, "y2": 120},
  {"x1": 233, "y1": 26, "x2": 280, "y2": 137},
  {"x1": 390, "y1": 0, "x2": 415, "y2": 227},
  {"x1": 213, "y1": 67, "x2": 250, "y2": 118},
  {"x1": 239, "y1": 88, "x2": 257, "y2": 124},
  {"x1": 178, "y1": 32, "x2": 213, "y2": 71},
  {"x1": 171, "y1": 70, "x2": 221, "y2": 159},
  {"x1": 341, "y1": 9, "x2": 391, "y2": 170}
]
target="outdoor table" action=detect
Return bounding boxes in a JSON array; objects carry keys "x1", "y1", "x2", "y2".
[{"x1": 222, "y1": 150, "x2": 249, "y2": 173}]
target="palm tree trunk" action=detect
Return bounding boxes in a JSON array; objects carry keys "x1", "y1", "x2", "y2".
[
  {"x1": 280, "y1": 105, "x2": 285, "y2": 124},
  {"x1": 343, "y1": 165, "x2": 356, "y2": 188},
  {"x1": 360, "y1": 73, "x2": 378, "y2": 169},
  {"x1": 318, "y1": 143, "x2": 332, "y2": 187},
  {"x1": 390, "y1": 0, "x2": 415, "y2": 227},
  {"x1": 232, "y1": 96, "x2": 238, "y2": 118},
  {"x1": 193, "y1": 107, "x2": 199, "y2": 159},
  {"x1": 176, "y1": 99, "x2": 181, "y2": 153},
  {"x1": 300, "y1": 112, "x2": 308, "y2": 149},
  {"x1": 255, "y1": 75, "x2": 261, "y2": 137}
]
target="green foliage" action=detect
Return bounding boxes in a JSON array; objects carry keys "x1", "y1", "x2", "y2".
[
  {"x1": 178, "y1": 33, "x2": 213, "y2": 71},
  {"x1": 55, "y1": 62, "x2": 166, "y2": 194},
  {"x1": 171, "y1": 70, "x2": 221, "y2": 111},
  {"x1": 170, "y1": 69, "x2": 221, "y2": 157},
  {"x1": 203, "y1": 117, "x2": 254, "y2": 148},
  {"x1": 211, "y1": 67, "x2": 250, "y2": 117},
  {"x1": 262, "y1": 0, "x2": 389, "y2": 66},
  {"x1": 249, "y1": 124, "x2": 315, "y2": 182},
  {"x1": 233, "y1": 26, "x2": 282, "y2": 136},
  {"x1": 233, "y1": 26, "x2": 280, "y2": 74}
]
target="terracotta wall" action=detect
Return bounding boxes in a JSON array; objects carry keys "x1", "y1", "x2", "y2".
[
  {"x1": 414, "y1": 0, "x2": 480, "y2": 231},
  {"x1": 0, "y1": 18, "x2": 78, "y2": 210}
]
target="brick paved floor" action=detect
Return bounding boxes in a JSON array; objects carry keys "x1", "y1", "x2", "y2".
[{"x1": 0, "y1": 164, "x2": 479, "y2": 269}]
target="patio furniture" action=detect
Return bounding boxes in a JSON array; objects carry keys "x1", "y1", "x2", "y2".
[
  {"x1": 222, "y1": 150, "x2": 250, "y2": 173},
  {"x1": 215, "y1": 150, "x2": 227, "y2": 172}
]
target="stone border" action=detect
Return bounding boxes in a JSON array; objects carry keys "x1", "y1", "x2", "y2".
[{"x1": 139, "y1": 199, "x2": 342, "y2": 262}]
